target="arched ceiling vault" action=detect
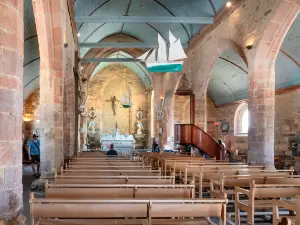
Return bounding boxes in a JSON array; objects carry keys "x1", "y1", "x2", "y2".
[
  {"x1": 75, "y1": 0, "x2": 227, "y2": 57},
  {"x1": 90, "y1": 51, "x2": 152, "y2": 89},
  {"x1": 24, "y1": 0, "x2": 40, "y2": 100},
  {"x1": 208, "y1": 14, "x2": 300, "y2": 106}
]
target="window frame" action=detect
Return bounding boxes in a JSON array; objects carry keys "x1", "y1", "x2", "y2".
[{"x1": 234, "y1": 103, "x2": 248, "y2": 136}]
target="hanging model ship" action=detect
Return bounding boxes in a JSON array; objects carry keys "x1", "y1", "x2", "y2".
[
  {"x1": 138, "y1": 31, "x2": 187, "y2": 73},
  {"x1": 120, "y1": 83, "x2": 133, "y2": 108}
]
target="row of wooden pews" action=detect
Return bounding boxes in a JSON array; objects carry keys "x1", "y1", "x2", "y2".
[
  {"x1": 30, "y1": 151, "x2": 228, "y2": 225},
  {"x1": 139, "y1": 153, "x2": 300, "y2": 225}
]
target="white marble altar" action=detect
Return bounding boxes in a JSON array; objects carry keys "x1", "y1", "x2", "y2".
[{"x1": 100, "y1": 132, "x2": 135, "y2": 154}]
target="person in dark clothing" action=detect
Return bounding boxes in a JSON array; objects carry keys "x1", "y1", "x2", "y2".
[
  {"x1": 107, "y1": 144, "x2": 118, "y2": 156},
  {"x1": 151, "y1": 138, "x2": 161, "y2": 152}
]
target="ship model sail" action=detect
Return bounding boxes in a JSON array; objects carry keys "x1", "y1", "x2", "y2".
[{"x1": 138, "y1": 31, "x2": 187, "y2": 72}]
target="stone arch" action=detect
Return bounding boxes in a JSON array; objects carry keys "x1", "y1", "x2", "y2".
[
  {"x1": 189, "y1": 38, "x2": 247, "y2": 97},
  {"x1": 32, "y1": 0, "x2": 65, "y2": 173},
  {"x1": 247, "y1": 0, "x2": 299, "y2": 166},
  {"x1": 190, "y1": 38, "x2": 247, "y2": 129},
  {"x1": 32, "y1": 0, "x2": 78, "y2": 172},
  {"x1": 84, "y1": 48, "x2": 144, "y2": 80}
]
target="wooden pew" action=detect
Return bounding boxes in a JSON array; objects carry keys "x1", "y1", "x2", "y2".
[
  {"x1": 194, "y1": 169, "x2": 293, "y2": 198},
  {"x1": 66, "y1": 164, "x2": 152, "y2": 170},
  {"x1": 45, "y1": 182, "x2": 195, "y2": 199},
  {"x1": 30, "y1": 197, "x2": 228, "y2": 225},
  {"x1": 181, "y1": 165, "x2": 268, "y2": 185},
  {"x1": 235, "y1": 180, "x2": 300, "y2": 225},
  {"x1": 210, "y1": 173, "x2": 297, "y2": 199},
  {"x1": 69, "y1": 160, "x2": 145, "y2": 166},
  {"x1": 272, "y1": 195, "x2": 300, "y2": 225},
  {"x1": 162, "y1": 160, "x2": 245, "y2": 175},
  {"x1": 60, "y1": 167, "x2": 162, "y2": 176},
  {"x1": 54, "y1": 175, "x2": 175, "y2": 185}
]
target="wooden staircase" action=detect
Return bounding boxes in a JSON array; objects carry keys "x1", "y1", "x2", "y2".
[{"x1": 174, "y1": 124, "x2": 221, "y2": 159}]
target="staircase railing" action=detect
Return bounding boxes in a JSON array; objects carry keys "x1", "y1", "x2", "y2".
[{"x1": 174, "y1": 124, "x2": 221, "y2": 159}]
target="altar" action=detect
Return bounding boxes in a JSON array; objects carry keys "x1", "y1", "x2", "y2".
[{"x1": 100, "y1": 133, "x2": 135, "y2": 155}]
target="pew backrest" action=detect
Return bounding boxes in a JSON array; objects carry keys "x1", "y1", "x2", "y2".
[
  {"x1": 45, "y1": 184, "x2": 195, "y2": 199},
  {"x1": 30, "y1": 198, "x2": 228, "y2": 225}
]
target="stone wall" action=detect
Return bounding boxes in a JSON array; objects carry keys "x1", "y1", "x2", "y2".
[
  {"x1": 87, "y1": 65, "x2": 148, "y2": 146},
  {"x1": 23, "y1": 89, "x2": 40, "y2": 140},
  {"x1": 174, "y1": 95, "x2": 190, "y2": 124},
  {"x1": 213, "y1": 89, "x2": 300, "y2": 155},
  {"x1": 275, "y1": 89, "x2": 300, "y2": 155},
  {"x1": 206, "y1": 97, "x2": 218, "y2": 140}
]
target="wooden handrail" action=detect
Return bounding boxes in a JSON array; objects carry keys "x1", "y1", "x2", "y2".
[{"x1": 174, "y1": 124, "x2": 221, "y2": 159}]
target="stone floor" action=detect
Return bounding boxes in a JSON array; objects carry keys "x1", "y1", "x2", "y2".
[{"x1": 22, "y1": 165, "x2": 36, "y2": 225}]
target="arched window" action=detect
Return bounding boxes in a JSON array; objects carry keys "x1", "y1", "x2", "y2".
[{"x1": 234, "y1": 103, "x2": 248, "y2": 136}]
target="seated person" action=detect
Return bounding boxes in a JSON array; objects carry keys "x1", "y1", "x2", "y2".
[{"x1": 107, "y1": 144, "x2": 118, "y2": 156}]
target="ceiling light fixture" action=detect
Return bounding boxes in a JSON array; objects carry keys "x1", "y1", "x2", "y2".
[
  {"x1": 226, "y1": 1, "x2": 232, "y2": 8},
  {"x1": 77, "y1": 33, "x2": 81, "y2": 37}
]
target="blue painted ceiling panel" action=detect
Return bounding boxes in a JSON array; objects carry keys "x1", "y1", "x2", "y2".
[
  {"x1": 281, "y1": 15, "x2": 300, "y2": 64},
  {"x1": 24, "y1": 36, "x2": 39, "y2": 65},
  {"x1": 24, "y1": 0, "x2": 40, "y2": 100}
]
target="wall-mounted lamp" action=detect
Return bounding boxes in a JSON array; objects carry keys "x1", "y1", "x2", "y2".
[
  {"x1": 246, "y1": 36, "x2": 255, "y2": 50},
  {"x1": 64, "y1": 32, "x2": 68, "y2": 48},
  {"x1": 246, "y1": 44, "x2": 253, "y2": 50},
  {"x1": 226, "y1": 1, "x2": 232, "y2": 8}
]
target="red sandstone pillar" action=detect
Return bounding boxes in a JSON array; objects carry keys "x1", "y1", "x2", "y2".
[
  {"x1": 152, "y1": 73, "x2": 164, "y2": 147},
  {"x1": 195, "y1": 93, "x2": 207, "y2": 130},
  {"x1": 152, "y1": 73, "x2": 181, "y2": 150},
  {"x1": 248, "y1": 64, "x2": 275, "y2": 167},
  {"x1": 0, "y1": 0, "x2": 24, "y2": 219},
  {"x1": 33, "y1": 0, "x2": 64, "y2": 175}
]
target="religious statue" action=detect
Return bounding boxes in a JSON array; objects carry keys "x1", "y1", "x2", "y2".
[
  {"x1": 137, "y1": 121, "x2": 144, "y2": 135},
  {"x1": 136, "y1": 108, "x2": 144, "y2": 120},
  {"x1": 113, "y1": 122, "x2": 120, "y2": 137},
  {"x1": 106, "y1": 96, "x2": 119, "y2": 116},
  {"x1": 88, "y1": 120, "x2": 96, "y2": 134},
  {"x1": 78, "y1": 91, "x2": 88, "y2": 115},
  {"x1": 88, "y1": 107, "x2": 97, "y2": 119}
]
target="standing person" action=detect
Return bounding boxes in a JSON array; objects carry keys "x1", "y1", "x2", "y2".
[
  {"x1": 217, "y1": 140, "x2": 226, "y2": 161},
  {"x1": 27, "y1": 134, "x2": 40, "y2": 177},
  {"x1": 222, "y1": 131, "x2": 235, "y2": 162},
  {"x1": 151, "y1": 138, "x2": 160, "y2": 152}
]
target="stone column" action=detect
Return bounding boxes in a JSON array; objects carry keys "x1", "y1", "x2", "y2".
[
  {"x1": 79, "y1": 115, "x2": 88, "y2": 152},
  {"x1": 33, "y1": 0, "x2": 64, "y2": 176},
  {"x1": 195, "y1": 93, "x2": 207, "y2": 130},
  {"x1": 152, "y1": 73, "x2": 164, "y2": 146},
  {"x1": 152, "y1": 73, "x2": 181, "y2": 149},
  {"x1": 248, "y1": 64, "x2": 275, "y2": 168},
  {"x1": 161, "y1": 73, "x2": 182, "y2": 148},
  {"x1": 0, "y1": 0, "x2": 24, "y2": 220}
]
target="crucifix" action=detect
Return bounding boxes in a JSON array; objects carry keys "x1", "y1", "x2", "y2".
[{"x1": 106, "y1": 96, "x2": 119, "y2": 116}]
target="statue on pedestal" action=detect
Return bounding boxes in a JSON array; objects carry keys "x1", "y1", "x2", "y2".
[
  {"x1": 137, "y1": 121, "x2": 144, "y2": 134},
  {"x1": 88, "y1": 120, "x2": 96, "y2": 134},
  {"x1": 113, "y1": 122, "x2": 120, "y2": 137}
]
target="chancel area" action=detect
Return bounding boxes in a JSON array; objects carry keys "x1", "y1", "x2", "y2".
[{"x1": 1, "y1": 0, "x2": 300, "y2": 225}]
